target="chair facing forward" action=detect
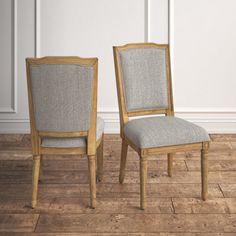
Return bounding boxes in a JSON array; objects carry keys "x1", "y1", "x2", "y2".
[
  {"x1": 26, "y1": 56, "x2": 104, "y2": 209},
  {"x1": 113, "y1": 43, "x2": 210, "y2": 209}
]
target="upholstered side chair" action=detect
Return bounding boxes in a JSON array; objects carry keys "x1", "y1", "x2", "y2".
[
  {"x1": 26, "y1": 56, "x2": 104, "y2": 209},
  {"x1": 113, "y1": 43, "x2": 210, "y2": 210}
]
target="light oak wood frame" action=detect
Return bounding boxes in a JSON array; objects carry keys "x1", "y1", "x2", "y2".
[
  {"x1": 26, "y1": 56, "x2": 103, "y2": 209},
  {"x1": 113, "y1": 43, "x2": 210, "y2": 210}
]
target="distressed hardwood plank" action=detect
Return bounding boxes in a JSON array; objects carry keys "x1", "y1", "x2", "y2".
[
  {"x1": 1, "y1": 233, "x2": 236, "y2": 236},
  {"x1": 0, "y1": 134, "x2": 235, "y2": 235},
  {"x1": 48, "y1": 198, "x2": 173, "y2": 214},
  {"x1": 219, "y1": 184, "x2": 236, "y2": 197},
  {"x1": 172, "y1": 198, "x2": 236, "y2": 215},
  {"x1": 186, "y1": 160, "x2": 236, "y2": 171},
  {"x1": 172, "y1": 198, "x2": 232, "y2": 214},
  {"x1": 210, "y1": 134, "x2": 236, "y2": 142},
  {"x1": 0, "y1": 159, "x2": 187, "y2": 172},
  {"x1": 0, "y1": 151, "x2": 32, "y2": 161},
  {"x1": 104, "y1": 171, "x2": 236, "y2": 184},
  {"x1": 230, "y1": 142, "x2": 236, "y2": 149},
  {"x1": 1, "y1": 197, "x2": 235, "y2": 216},
  {"x1": 208, "y1": 141, "x2": 232, "y2": 151},
  {"x1": 0, "y1": 214, "x2": 39, "y2": 232},
  {"x1": 36, "y1": 214, "x2": 236, "y2": 233},
  {"x1": 1, "y1": 149, "x2": 235, "y2": 163},
  {"x1": 0, "y1": 134, "x2": 24, "y2": 143},
  {"x1": 0, "y1": 183, "x2": 223, "y2": 200},
  {"x1": 1, "y1": 170, "x2": 236, "y2": 185},
  {"x1": 0, "y1": 198, "x2": 173, "y2": 214}
]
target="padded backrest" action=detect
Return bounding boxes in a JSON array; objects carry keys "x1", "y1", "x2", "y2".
[
  {"x1": 29, "y1": 64, "x2": 94, "y2": 132},
  {"x1": 119, "y1": 47, "x2": 168, "y2": 112}
]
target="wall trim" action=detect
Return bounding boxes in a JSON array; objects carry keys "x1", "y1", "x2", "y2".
[
  {"x1": 1, "y1": 0, "x2": 234, "y2": 134},
  {"x1": 1, "y1": 108, "x2": 236, "y2": 134},
  {"x1": 0, "y1": 0, "x2": 17, "y2": 113},
  {"x1": 144, "y1": 0, "x2": 150, "y2": 42},
  {"x1": 35, "y1": 0, "x2": 40, "y2": 57}
]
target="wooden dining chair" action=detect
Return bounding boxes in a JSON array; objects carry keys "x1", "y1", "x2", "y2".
[
  {"x1": 26, "y1": 56, "x2": 104, "y2": 209},
  {"x1": 113, "y1": 43, "x2": 210, "y2": 210}
]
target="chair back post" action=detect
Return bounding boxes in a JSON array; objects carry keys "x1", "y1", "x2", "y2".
[
  {"x1": 87, "y1": 59, "x2": 98, "y2": 155},
  {"x1": 166, "y1": 45, "x2": 174, "y2": 116},
  {"x1": 26, "y1": 59, "x2": 40, "y2": 155},
  {"x1": 113, "y1": 47, "x2": 129, "y2": 138}
]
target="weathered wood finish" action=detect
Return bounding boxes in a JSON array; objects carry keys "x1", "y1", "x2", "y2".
[
  {"x1": 31, "y1": 155, "x2": 40, "y2": 208},
  {"x1": 140, "y1": 155, "x2": 148, "y2": 210},
  {"x1": 167, "y1": 153, "x2": 173, "y2": 177},
  {"x1": 113, "y1": 43, "x2": 210, "y2": 209},
  {"x1": 201, "y1": 148, "x2": 208, "y2": 200},
  {"x1": 88, "y1": 155, "x2": 96, "y2": 208},
  {"x1": 26, "y1": 57, "x2": 103, "y2": 209},
  {"x1": 96, "y1": 134, "x2": 104, "y2": 182},
  {"x1": 119, "y1": 139, "x2": 128, "y2": 184},
  {"x1": 0, "y1": 134, "x2": 235, "y2": 234}
]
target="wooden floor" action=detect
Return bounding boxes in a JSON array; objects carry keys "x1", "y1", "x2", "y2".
[{"x1": 0, "y1": 134, "x2": 236, "y2": 235}]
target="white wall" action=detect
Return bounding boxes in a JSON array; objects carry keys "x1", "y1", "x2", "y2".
[
  {"x1": 0, "y1": 0, "x2": 235, "y2": 133},
  {"x1": 169, "y1": 0, "x2": 236, "y2": 133},
  {"x1": 0, "y1": 0, "x2": 35, "y2": 132}
]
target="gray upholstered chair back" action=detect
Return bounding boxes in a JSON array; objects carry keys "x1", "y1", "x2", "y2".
[
  {"x1": 119, "y1": 47, "x2": 168, "y2": 112},
  {"x1": 29, "y1": 63, "x2": 94, "y2": 132}
]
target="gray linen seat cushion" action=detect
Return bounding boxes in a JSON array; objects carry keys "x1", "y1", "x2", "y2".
[
  {"x1": 41, "y1": 117, "x2": 104, "y2": 148},
  {"x1": 124, "y1": 116, "x2": 210, "y2": 149}
]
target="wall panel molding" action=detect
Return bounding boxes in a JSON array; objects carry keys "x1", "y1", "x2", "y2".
[
  {"x1": 1, "y1": 0, "x2": 235, "y2": 133},
  {"x1": 144, "y1": 0, "x2": 150, "y2": 42},
  {"x1": 35, "y1": 0, "x2": 40, "y2": 57},
  {"x1": 0, "y1": 0, "x2": 17, "y2": 113},
  {"x1": 36, "y1": 0, "x2": 147, "y2": 55},
  {"x1": 168, "y1": 0, "x2": 236, "y2": 112},
  {"x1": 1, "y1": 108, "x2": 236, "y2": 133}
]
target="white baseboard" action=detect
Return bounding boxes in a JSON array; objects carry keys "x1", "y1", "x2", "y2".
[
  {"x1": 99, "y1": 108, "x2": 236, "y2": 134},
  {"x1": 0, "y1": 119, "x2": 30, "y2": 133},
  {"x1": 0, "y1": 108, "x2": 236, "y2": 134}
]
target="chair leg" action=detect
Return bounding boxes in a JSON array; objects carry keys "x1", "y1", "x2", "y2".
[
  {"x1": 201, "y1": 148, "x2": 208, "y2": 200},
  {"x1": 119, "y1": 139, "x2": 128, "y2": 184},
  {"x1": 88, "y1": 155, "x2": 96, "y2": 209},
  {"x1": 32, "y1": 155, "x2": 41, "y2": 208},
  {"x1": 96, "y1": 135, "x2": 104, "y2": 182},
  {"x1": 167, "y1": 153, "x2": 173, "y2": 177},
  {"x1": 39, "y1": 155, "x2": 43, "y2": 182},
  {"x1": 140, "y1": 155, "x2": 148, "y2": 210}
]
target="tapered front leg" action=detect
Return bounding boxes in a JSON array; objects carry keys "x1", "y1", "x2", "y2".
[
  {"x1": 39, "y1": 155, "x2": 43, "y2": 182},
  {"x1": 201, "y1": 148, "x2": 208, "y2": 200},
  {"x1": 167, "y1": 153, "x2": 173, "y2": 177},
  {"x1": 88, "y1": 155, "x2": 96, "y2": 208},
  {"x1": 119, "y1": 139, "x2": 128, "y2": 184},
  {"x1": 32, "y1": 155, "x2": 41, "y2": 208},
  {"x1": 140, "y1": 154, "x2": 148, "y2": 210},
  {"x1": 96, "y1": 135, "x2": 104, "y2": 182}
]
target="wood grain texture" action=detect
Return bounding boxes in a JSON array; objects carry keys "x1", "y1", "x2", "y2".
[
  {"x1": 119, "y1": 139, "x2": 128, "y2": 184},
  {"x1": 0, "y1": 214, "x2": 39, "y2": 232},
  {"x1": 96, "y1": 134, "x2": 104, "y2": 182},
  {"x1": 0, "y1": 134, "x2": 235, "y2": 234},
  {"x1": 26, "y1": 57, "x2": 102, "y2": 208},
  {"x1": 167, "y1": 153, "x2": 173, "y2": 177},
  {"x1": 1, "y1": 233, "x2": 236, "y2": 236},
  {"x1": 113, "y1": 43, "x2": 210, "y2": 208},
  {"x1": 35, "y1": 214, "x2": 236, "y2": 233}
]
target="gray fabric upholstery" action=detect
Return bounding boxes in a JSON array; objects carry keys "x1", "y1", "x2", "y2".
[
  {"x1": 30, "y1": 64, "x2": 94, "y2": 132},
  {"x1": 41, "y1": 117, "x2": 104, "y2": 148},
  {"x1": 124, "y1": 116, "x2": 210, "y2": 149},
  {"x1": 119, "y1": 48, "x2": 168, "y2": 112}
]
